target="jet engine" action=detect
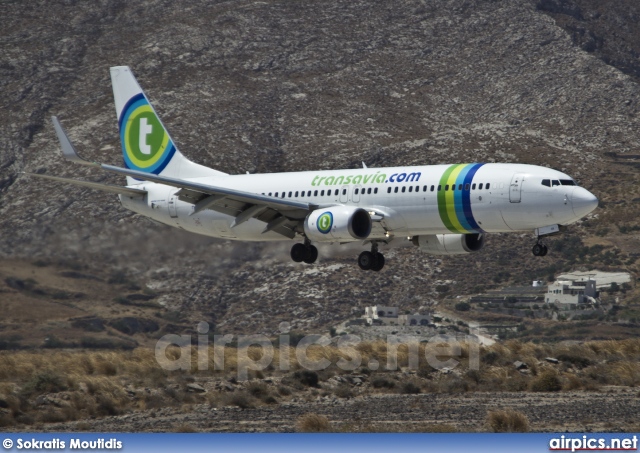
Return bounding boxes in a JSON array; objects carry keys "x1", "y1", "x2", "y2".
[
  {"x1": 412, "y1": 233, "x2": 485, "y2": 255},
  {"x1": 304, "y1": 206, "x2": 372, "y2": 242}
]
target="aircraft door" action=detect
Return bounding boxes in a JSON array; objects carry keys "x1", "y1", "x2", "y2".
[
  {"x1": 339, "y1": 185, "x2": 349, "y2": 203},
  {"x1": 509, "y1": 173, "x2": 525, "y2": 203},
  {"x1": 168, "y1": 194, "x2": 178, "y2": 218}
]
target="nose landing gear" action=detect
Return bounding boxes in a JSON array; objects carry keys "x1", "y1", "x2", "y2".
[
  {"x1": 532, "y1": 242, "x2": 548, "y2": 257},
  {"x1": 358, "y1": 243, "x2": 385, "y2": 271}
]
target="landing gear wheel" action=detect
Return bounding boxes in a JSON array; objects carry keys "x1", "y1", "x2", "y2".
[
  {"x1": 371, "y1": 253, "x2": 385, "y2": 272},
  {"x1": 358, "y1": 251, "x2": 374, "y2": 270},
  {"x1": 540, "y1": 245, "x2": 548, "y2": 257},
  {"x1": 290, "y1": 243, "x2": 307, "y2": 262},
  {"x1": 532, "y1": 243, "x2": 544, "y2": 257},
  {"x1": 303, "y1": 245, "x2": 318, "y2": 264}
]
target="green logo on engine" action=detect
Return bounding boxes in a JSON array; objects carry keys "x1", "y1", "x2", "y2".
[{"x1": 317, "y1": 212, "x2": 333, "y2": 234}]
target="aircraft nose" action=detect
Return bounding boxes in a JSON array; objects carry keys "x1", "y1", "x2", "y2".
[{"x1": 571, "y1": 187, "x2": 598, "y2": 218}]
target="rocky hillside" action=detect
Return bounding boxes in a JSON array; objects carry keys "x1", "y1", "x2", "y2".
[{"x1": 1, "y1": 0, "x2": 639, "y2": 337}]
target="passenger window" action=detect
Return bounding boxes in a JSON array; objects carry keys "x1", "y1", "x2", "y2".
[
  {"x1": 478, "y1": 184, "x2": 483, "y2": 190},
  {"x1": 486, "y1": 183, "x2": 491, "y2": 189},
  {"x1": 307, "y1": 190, "x2": 312, "y2": 196},
  {"x1": 415, "y1": 186, "x2": 419, "y2": 192},
  {"x1": 374, "y1": 188, "x2": 378, "y2": 194},
  {"x1": 452, "y1": 185, "x2": 455, "y2": 192},
  {"x1": 387, "y1": 187, "x2": 391, "y2": 193},
  {"x1": 408, "y1": 186, "x2": 413, "y2": 193},
  {"x1": 552, "y1": 180, "x2": 559, "y2": 187},
  {"x1": 423, "y1": 185, "x2": 427, "y2": 192},
  {"x1": 458, "y1": 184, "x2": 462, "y2": 191},
  {"x1": 342, "y1": 189, "x2": 347, "y2": 195},
  {"x1": 269, "y1": 192, "x2": 272, "y2": 196},
  {"x1": 367, "y1": 188, "x2": 372, "y2": 194},
  {"x1": 465, "y1": 183, "x2": 470, "y2": 191},
  {"x1": 354, "y1": 189, "x2": 359, "y2": 195},
  {"x1": 335, "y1": 189, "x2": 339, "y2": 196},
  {"x1": 321, "y1": 190, "x2": 325, "y2": 196},
  {"x1": 542, "y1": 179, "x2": 550, "y2": 187},
  {"x1": 300, "y1": 191, "x2": 304, "y2": 197},
  {"x1": 282, "y1": 193, "x2": 285, "y2": 198},
  {"x1": 288, "y1": 191, "x2": 292, "y2": 197},
  {"x1": 438, "y1": 185, "x2": 442, "y2": 191},
  {"x1": 275, "y1": 192, "x2": 278, "y2": 197},
  {"x1": 295, "y1": 191, "x2": 298, "y2": 197},
  {"x1": 402, "y1": 186, "x2": 406, "y2": 193},
  {"x1": 472, "y1": 183, "x2": 476, "y2": 190},
  {"x1": 445, "y1": 185, "x2": 449, "y2": 191},
  {"x1": 394, "y1": 187, "x2": 399, "y2": 193},
  {"x1": 431, "y1": 185, "x2": 435, "y2": 192},
  {"x1": 314, "y1": 190, "x2": 318, "y2": 196}
]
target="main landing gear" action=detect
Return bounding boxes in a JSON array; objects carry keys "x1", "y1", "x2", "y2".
[
  {"x1": 290, "y1": 241, "x2": 318, "y2": 264},
  {"x1": 532, "y1": 241, "x2": 548, "y2": 257},
  {"x1": 358, "y1": 243, "x2": 385, "y2": 272}
]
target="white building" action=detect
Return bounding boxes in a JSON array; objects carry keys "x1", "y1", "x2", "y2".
[
  {"x1": 363, "y1": 306, "x2": 430, "y2": 326},
  {"x1": 546, "y1": 279, "x2": 597, "y2": 307}
]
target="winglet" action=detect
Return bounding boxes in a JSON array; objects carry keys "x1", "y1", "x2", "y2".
[{"x1": 51, "y1": 116, "x2": 100, "y2": 167}]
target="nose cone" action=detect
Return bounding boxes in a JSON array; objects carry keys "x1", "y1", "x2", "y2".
[{"x1": 571, "y1": 187, "x2": 599, "y2": 218}]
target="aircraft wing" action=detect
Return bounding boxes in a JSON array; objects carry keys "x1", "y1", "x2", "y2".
[
  {"x1": 49, "y1": 116, "x2": 321, "y2": 238},
  {"x1": 101, "y1": 163, "x2": 316, "y2": 238}
]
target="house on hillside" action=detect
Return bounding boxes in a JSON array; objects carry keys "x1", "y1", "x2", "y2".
[
  {"x1": 363, "y1": 306, "x2": 430, "y2": 326},
  {"x1": 546, "y1": 279, "x2": 597, "y2": 307}
]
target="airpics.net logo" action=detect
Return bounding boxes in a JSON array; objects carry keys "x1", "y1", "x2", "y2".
[
  {"x1": 317, "y1": 212, "x2": 333, "y2": 234},
  {"x1": 153, "y1": 321, "x2": 481, "y2": 380}
]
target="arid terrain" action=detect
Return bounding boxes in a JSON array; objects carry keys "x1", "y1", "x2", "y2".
[{"x1": 1, "y1": 0, "x2": 640, "y2": 433}]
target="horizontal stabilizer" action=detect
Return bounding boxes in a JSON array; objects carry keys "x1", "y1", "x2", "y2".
[{"x1": 24, "y1": 173, "x2": 147, "y2": 196}]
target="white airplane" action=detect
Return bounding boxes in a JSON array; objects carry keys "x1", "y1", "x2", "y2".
[{"x1": 29, "y1": 66, "x2": 598, "y2": 271}]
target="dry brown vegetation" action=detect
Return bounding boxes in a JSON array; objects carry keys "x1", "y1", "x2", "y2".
[
  {"x1": 486, "y1": 408, "x2": 530, "y2": 433},
  {"x1": 296, "y1": 413, "x2": 332, "y2": 432},
  {"x1": 1, "y1": 338, "x2": 640, "y2": 431}
]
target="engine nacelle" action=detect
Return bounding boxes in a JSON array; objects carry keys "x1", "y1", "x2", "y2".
[
  {"x1": 412, "y1": 233, "x2": 485, "y2": 255},
  {"x1": 304, "y1": 206, "x2": 372, "y2": 242}
]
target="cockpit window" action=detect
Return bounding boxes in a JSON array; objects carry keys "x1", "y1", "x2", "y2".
[
  {"x1": 552, "y1": 180, "x2": 560, "y2": 187},
  {"x1": 541, "y1": 179, "x2": 550, "y2": 187},
  {"x1": 560, "y1": 179, "x2": 576, "y2": 186}
]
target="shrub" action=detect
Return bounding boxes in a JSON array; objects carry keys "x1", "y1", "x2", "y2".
[
  {"x1": 296, "y1": 413, "x2": 331, "y2": 432},
  {"x1": 557, "y1": 353, "x2": 592, "y2": 369},
  {"x1": 399, "y1": 381, "x2": 421, "y2": 394},
  {"x1": 292, "y1": 370, "x2": 319, "y2": 388},
  {"x1": 246, "y1": 382, "x2": 269, "y2": 399},
  {"x1": 371, "y1": 376, "x2": 396, "y2": 389},
  {"x1": 455, "y1": 302, "x2": 471, "y2": 312},
  {"x1": 22, "y1": 372, "x2": 67, "y2": 396},
  {"x1": 277, "y1": 386, "x2": 292, "y2": 396},
  {"x1": 486, "y1": 408, "x2": 530, "y2": 432},
  {"x1": 440, "y1": 377, "x2": 470, "y2": 393},
  {"x1": 334, "y1": 384, "x2": 353, "y2": 399},
  {"x1": 225, "y1": 392, "x2": 255, "y2": 409},
  {"x1": 530, "y1": 371, "x2": 562, "y2": 392}
]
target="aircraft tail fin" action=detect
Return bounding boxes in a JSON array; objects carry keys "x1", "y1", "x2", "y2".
[{"x1": 110, "y1": 66, "x2": 226, "y2": 185}]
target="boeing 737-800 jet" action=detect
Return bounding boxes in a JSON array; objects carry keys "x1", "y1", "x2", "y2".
[{"x1": 29, "y1": 66, "x2": 599, "y2": 271}]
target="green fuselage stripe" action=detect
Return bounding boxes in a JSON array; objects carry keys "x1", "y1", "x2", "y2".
[{"x1": 437, "y1": 165, "x2": 457, "y2": 232}]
